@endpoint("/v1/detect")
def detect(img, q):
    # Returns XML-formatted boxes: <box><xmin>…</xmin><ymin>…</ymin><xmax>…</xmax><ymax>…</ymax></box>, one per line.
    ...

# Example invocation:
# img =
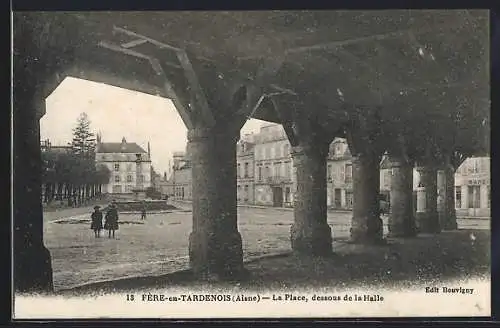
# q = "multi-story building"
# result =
<box><xmin>95</xmin><ymin>135</ymin><xmax>152</xmax><ymax>196</ymax></box>
<box><xmin>379</xmin><ymin>156</ymin><xmax>490</xmax><ymax>218</ymax></box>
<box><xmin>161</xmin><ymin>151</ymin><xmax>193</xmax><ymax>200</ymax></box>
<box><xmin>454</xmin><ymin>156</ymin><xmax>490</xmax><ymax>218</ymax></box>
<box><xmin>237</xmin><ymin>134</ymin><xmax>256</xmax><ymax>204</ymax></box>
<box><xmin>253</xmin><ymin>123</ymin><xmax>294</xmax><ymax>207</ymax></box>
<box><xmin>326</xmin><ymin>138</ymin><xmax>353</xmax><ymax>209</ymax></box>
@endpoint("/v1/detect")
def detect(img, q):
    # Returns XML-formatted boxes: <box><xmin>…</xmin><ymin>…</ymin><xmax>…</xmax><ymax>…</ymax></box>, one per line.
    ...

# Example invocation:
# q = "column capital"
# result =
<box><xmin>388</xmin><ymin>155</ymin><xmax>412</xmax><ymax>169</ymax></box>
<box><xmin>290</xmin><ymin>141</ymin><xmax>329</xmax><ymax>160</ymax></box>
<box><xmin>187</xmin><ymin>124</ymin><xmax>240</xmax><ymax>143</ymax></box>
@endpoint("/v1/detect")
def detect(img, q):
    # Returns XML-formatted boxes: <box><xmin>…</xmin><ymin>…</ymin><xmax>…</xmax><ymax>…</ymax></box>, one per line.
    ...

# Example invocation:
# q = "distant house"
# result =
<box><xmin>95</xmin><ymin>134</ymin><xmax>152</xmax><ymax>195</ymax></box>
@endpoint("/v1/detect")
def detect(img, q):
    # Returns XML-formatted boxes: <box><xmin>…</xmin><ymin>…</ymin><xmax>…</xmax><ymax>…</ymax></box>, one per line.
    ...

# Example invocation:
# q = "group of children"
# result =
<box><xmin>90</xmin><ymin>201</ymin><xmax>148</xmax><ymax>238</ymax></box>
<box><xmin>90</xmin><ymin>202</ymin><xmax>119</xmax><ymax>238</ymax></box>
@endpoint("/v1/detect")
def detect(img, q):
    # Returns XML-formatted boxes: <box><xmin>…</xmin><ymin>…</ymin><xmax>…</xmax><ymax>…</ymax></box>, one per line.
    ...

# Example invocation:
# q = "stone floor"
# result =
<box><xmin>60</xmin><ymin>229</ymin><xmax>490</xmax><ymax>295</ymax></box>
<box><xmin>43</xmin><ymin>203</ymin><xmax>490</xmax><ymax>294</ymax></box>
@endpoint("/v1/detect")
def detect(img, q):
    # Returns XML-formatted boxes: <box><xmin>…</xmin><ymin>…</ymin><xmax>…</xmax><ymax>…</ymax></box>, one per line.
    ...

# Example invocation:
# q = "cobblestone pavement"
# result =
<box><xmin>43</xmin><ymin>206</ymin><xmax>489</xmax><ymax>291</ymax></box>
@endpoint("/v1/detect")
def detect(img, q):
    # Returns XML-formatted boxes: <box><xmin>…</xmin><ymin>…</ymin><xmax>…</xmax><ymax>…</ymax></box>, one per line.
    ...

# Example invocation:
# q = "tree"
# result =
<box><xmin>70</xmin><ymin>112</ymin><xmax>96</xmax><ymax>157</ymax></box>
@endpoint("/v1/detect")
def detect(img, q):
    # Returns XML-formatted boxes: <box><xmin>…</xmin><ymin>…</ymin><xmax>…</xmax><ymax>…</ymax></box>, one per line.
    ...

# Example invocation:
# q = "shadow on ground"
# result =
<box><xmin>59</xmin><ymin>229</ymin><xmax>490</xmax><ymax>295</ymax></box>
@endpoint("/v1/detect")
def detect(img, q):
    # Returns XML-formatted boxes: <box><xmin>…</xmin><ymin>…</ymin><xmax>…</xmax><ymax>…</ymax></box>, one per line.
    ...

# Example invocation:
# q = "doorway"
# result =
<box><xmin>334</xmin><ymin>188</ymin><xmax>342</xmax><ymax>208</ymax></box>
<box><xmin>272</xmin><ymin>186</ymin><xmax>283</xmax><ymax>207</ymax></box>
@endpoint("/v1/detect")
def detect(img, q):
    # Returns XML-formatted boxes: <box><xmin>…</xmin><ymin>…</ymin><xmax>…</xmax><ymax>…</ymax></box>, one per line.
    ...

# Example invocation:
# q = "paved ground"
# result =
<box><xmin>43</xmin><ymin>203</ymin><xmax>490</xmax><ymax>291</ymax></box>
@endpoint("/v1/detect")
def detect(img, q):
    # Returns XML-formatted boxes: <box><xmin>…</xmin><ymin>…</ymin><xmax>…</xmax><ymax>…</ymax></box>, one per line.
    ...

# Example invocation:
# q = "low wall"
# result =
<box><xmin>114</xmin><ymin>200</ymin><xmax>178</xmax><ymax>212</ymax></box>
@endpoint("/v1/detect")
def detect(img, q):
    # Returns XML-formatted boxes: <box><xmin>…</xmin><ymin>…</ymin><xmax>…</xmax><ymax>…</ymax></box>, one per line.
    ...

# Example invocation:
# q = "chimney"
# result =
<box><xmin>147</xmin><ymin>141</ymin><xmax>151</xmax><ymax>157</ymax></box>
<box><xmin>96</xmin><ymin>132</ymin><xmax>102</xmax><ymax>144</ymax></box>
<box><xmin>121</xmin><ymin>137</ymin><xmax>127</xmax><ymax>151</ymax></box>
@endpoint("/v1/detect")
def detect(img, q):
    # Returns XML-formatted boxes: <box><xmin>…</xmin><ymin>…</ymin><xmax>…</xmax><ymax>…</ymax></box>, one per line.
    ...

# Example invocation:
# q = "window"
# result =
<box><xmin>114</xmin><ymin>175</ymin><xmax>120</xmax><ymax>182</ymax></box>
<box><xmin>345</xmin><ymin>164</ymin><xmax>352</xmax><ymax>183</ymax></box>
<box><xmin>265</xmin><ymin>166</ymin><xmax>271</xmax><ymax>179</ymax></box>
<box><xmin>345</xmin><ymin>191</ymin><xmax>353</xmax><ymax>208</ymax></box>
<box><xmin>455</xmin><ymin>186</ymin><xmax>462</xmax><ymax>209</ymax></box>
<box><xmin>258</xmin><ymin>166</ymin><xmax>263</xmax><ymax>181</ymax></box>
<box><xmin>274</xmin><ymin>163</ymin><xmax>280</xmax><ymax>178</ymax></box>
<box><xmin>127</xmin><ymin>175</ymin><xmax>133</xmax><ymax>182</ymax></box>
<box><xmin>114</xmin><ymin>163</ymin><xmax>120</xmax><ymax>171</ymax></box>
<box><xmin>244</xmin><ymin>162</ymin><xmax>249</xmax><ymax>178</ymax></box>
<box><xmin>327</xmin><ymin>164</ymin><xmax>332</xmax><ymax>181</ymax></box>
<box><xmin>284</xmin><ymin>162</ymin><xmax>291</xmax><ymax>179</ymax></box>
<box><xmin>112</xmin><ymin>185</ymin><xmax>121</xmax><ymax>193</ymax></box>
<box><xmin>244</xmin><ymin>185</ymin><xmax>249</xmax><ymax>201</ymax></box>
<box><xmin>472</xmin><ymin>160</ymin><xmax>479</xmax><ymax>173</ymax></box>
<box><xmin>237</xmin><ymin>163</ymin><xmax>241</xmax><ymax>178</ymax></box>
<box><xmin>138</xmin><ymin>175</ymin><xmax>144</xmax><ymax>183</ymax></box>
<box><xmin>275</xmin><ymin>144</ymin><xmax>282</xmax><ymax>158</ymax></box>
<box><xmin>340</xmin><ymin>165</ymin><xmax>345</xmax><ymax>182</ymax></box>
<box><xmin>468</xmin><ymin>185</ymin><xmax>480</xmax><ymax>208</ymax></box>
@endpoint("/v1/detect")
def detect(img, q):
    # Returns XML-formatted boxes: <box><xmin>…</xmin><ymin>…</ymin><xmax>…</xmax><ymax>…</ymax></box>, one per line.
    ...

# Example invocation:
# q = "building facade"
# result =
<box><xmin>454</xmin><ymin>156</ymin><xmax>490</xmax><ymax>218</ymax></box>
<box><xmin>379</xmin><ymin>156</ymin><xmax>490</xmax><ymax>218</ymax></box>
<box><xmin>95</xmin><ymin>136</ymin><xmax>152</xmax><ymax>195</ymax></box>
<box><xmin>161</xmin><ymin>122</ymin><xmax>491</xmax><ymax>219</ymax></box>
<box><xmin>161</xmin><ymin>151</ymin><xmax>193</xmax><ymax>200</ymax></box>
<box><xmin>327</xmin><ymin>138</ymin><xmax>353</xmax><ymax>209</ymax></box>
<box><xmin>237</xmin><ymin>136</ymin><xmax>256</xmax><ymax>204</ymax></box>
<box><xmin>253</xmin><ymin>124</ymin><xmax>294</xmax><ymax>207</ymax></box>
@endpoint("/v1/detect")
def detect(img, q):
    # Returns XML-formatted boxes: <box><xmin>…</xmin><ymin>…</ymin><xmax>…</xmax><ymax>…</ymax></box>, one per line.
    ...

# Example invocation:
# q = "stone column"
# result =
<box><xmin>290</xmin><ymin>142</ymin><xmax>332</xmax><ymax>255</ymax></box>
<box><xmin>461</xmin><ymin>184</ymin><xmax>468</xmax><ymax>210</ymax></box>
<box><xmin>415</xmin><ymin>166</ymin><xmax>441</xmax><ymax>233</ymax></box>
<box><xmin>388</xmin><ymin>156</ymin><xmax>416</xmax><ymax>237</ymax></box>
<box><xmin>437</xmin><ymin>169</ymin><xmax>446</xmax><ymax>227</ymax></box>
<box><xmin>187</xmin><ymin>125</ymin><xmax>244</xmax><ymax>280</ymax></box>
<box><xmin>14</xmin><ymin>97</ymin><xmax>53</xmax><ymax>293</ymax></box>
<box><xmin>442</xmin><ymin>166</ymin><xmax>458</xmax><ymax>230</ymax></box>
<box><xmin>350</xmin><ymin>153</ymin><xmax>384</xmax><ymax>243</ymax></box>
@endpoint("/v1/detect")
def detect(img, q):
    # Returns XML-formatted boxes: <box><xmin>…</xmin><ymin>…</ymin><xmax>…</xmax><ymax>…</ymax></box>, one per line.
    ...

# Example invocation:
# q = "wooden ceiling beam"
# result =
<box><xmin>113</xmin><ymin>25</ymin><xmax>296</xmax><ymax>98</ymax></box>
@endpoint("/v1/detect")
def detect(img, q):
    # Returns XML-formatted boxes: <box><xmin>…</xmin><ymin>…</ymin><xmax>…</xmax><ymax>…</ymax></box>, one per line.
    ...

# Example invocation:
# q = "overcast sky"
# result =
<box><xmin>41</xmin><ymin>77</ymin><xmax>267</xmax><ymax>175</ymax></box>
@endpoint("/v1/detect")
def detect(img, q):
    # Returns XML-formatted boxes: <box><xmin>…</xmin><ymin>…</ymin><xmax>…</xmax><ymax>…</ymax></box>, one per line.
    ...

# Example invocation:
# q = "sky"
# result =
<box><xmin>41</xmin><ymin>77</ymin><xmax>268</xmax><ymax>175</ymax></box>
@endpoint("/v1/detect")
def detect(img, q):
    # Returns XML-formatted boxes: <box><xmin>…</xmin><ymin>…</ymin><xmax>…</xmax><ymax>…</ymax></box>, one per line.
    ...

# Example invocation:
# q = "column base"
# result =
<box><xmin>416</xmin><ymin>212</ymin><xmax>441</xmax><ymax>234</ymax></box>
<box><xmin>442</xmin><ymin>215</ymin><xmax>458</xmax><ymax>231</ymax></box>
<box><xmin>189</xmin><ymin>230</ymin><xmax>245</xmax><ymax>281</ymax></box>
<box><xmin>387</xmin><ymin>215</ymin><xmax>417</xmax><ymax>238</ymax></box>
<box><xmin>290</xmin><ymin>222</ymin><xmax>333</xmax><ymax>256</ymax></box>
<box><xmin>15</xmin><ymin>244</ymin><xmax>53</xmax><ymax>293</ymax></box>
<box><xmin>350</xmin><ymin>216</ymin><xmax>385</xmax><ymax>244</ymax></box>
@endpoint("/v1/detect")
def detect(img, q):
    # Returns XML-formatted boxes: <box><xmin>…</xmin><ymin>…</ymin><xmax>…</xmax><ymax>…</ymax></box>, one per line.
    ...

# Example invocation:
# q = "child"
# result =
<box><xmin>104</xmin><ymin>203</ymin><xmax>119</xmax><ymax>238</ymax></box>
<box><xmin>90</xmin><ymin>206</ymin><xmax>103</xmax><ymax>238</ymax></box>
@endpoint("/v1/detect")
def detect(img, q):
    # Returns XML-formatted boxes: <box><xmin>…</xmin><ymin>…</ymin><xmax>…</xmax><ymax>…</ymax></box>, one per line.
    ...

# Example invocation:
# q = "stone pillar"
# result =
<box><xmin>388</xmin><ymin>156</ymin><xmax>416</xmax><ymax>237</ymax></box>
<box><xmin>350</xmin><ymin>153</ymin><xmax>384</xmax><ymax>243</ymax></box>
<box><xmin>415</xmin><ymin>166</ymin><xmax>441</xmax><ymax>233</ymax></box>
<box><xmin>442</xmin><ymin>166</ymin><xmax>458</xmax><ymax>230</ymax></box>
<box><xmin>14</xmin><ymin>98</ymin><xmax>53</xmax><ymax>293</ymax></box>
<box><xmin>290</xmin><ymin>143</ymin><xmax>332</xmax><ymax>255</ymax></box>
<box><xmin>416</xmin><ymin>186</ymin><xmax>426</xmax><ymax>213</ymax></box>
<box><xmin>437</xmin><ymin>169</ymin><xmax>446</xmax><ymax>226</ymax></box>
<box><xmin>187</xmin><ymin>126</ymin><xmax>244</xmax><ymax>280</ymax></box>
<box><xmin>461</xmin><ymin>184</ymin><xmax>468</xmax><ymax>209</ymax></box>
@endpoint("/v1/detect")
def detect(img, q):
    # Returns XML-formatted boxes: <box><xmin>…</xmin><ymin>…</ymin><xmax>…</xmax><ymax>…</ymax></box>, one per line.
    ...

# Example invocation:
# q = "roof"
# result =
<box><xmin>96</xmin><ymin>142</ymin><xmax>147</xmax><ymax>154</ymax></box>
<box><xmin>18</xmin><ymin>11</ymin><xmax>489</xmax><ymax>157</ymax></box>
